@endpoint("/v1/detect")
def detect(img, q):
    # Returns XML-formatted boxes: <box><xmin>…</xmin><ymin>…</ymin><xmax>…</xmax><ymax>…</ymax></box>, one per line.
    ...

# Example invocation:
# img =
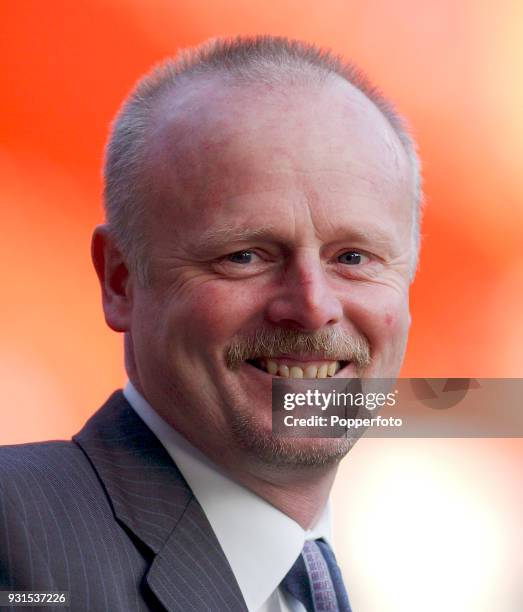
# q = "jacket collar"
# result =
<box><xmin>73</xmin><ymin>390</ymin><xmax>248</xmax><ymax>612</ymax></box>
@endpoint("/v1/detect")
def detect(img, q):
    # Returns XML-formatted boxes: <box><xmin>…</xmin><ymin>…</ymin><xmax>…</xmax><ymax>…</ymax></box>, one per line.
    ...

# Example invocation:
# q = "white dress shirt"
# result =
<box><xmin>124</xmin><ymin>382</ymin><xmax>333</xmax><ymax>612</ymax></box>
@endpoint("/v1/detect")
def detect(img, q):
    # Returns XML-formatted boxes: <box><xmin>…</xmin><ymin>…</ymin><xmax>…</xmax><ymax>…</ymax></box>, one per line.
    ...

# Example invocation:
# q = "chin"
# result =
<box><xmin>230</xmin><ymin>412</ymin><xmax>357</xmax><ymax>468</ymax></box>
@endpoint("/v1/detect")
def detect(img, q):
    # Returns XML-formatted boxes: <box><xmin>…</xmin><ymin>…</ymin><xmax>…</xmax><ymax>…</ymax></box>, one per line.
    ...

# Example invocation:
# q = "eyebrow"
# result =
<box><xmin>191</xmin><ymin>225</ymin><xmax>280</xmax><ymax>252</ymax></box>
<box><xmin>190</xmin><ymin>223</ymin><xmax>397</xmax><ymax>253</ymax></box>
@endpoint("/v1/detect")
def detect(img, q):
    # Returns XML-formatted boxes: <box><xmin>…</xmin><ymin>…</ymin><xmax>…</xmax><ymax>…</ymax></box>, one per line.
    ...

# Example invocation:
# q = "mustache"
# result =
<box><xmin>225</xmin><ymin>327</ymin><xmax>371</xmax><ymax>370</ymax></box>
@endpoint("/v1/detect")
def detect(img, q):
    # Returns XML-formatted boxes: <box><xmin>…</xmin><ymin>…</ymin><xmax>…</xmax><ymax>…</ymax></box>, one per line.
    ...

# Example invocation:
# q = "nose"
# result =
<box><xmin>265</xmin><ymin>250</ymin><xmax>343</xmax><ymax>331</ymax></box>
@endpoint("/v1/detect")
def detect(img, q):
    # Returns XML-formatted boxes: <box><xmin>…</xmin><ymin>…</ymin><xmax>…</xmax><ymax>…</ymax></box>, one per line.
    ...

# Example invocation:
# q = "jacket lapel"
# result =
<box><xmin>73</xmin><ymin>391</ymin><xmax>248</xmax><ymax>612</ymax></box>
<box><xmin>146</xmin><ymin>496</ymin><xmax>249</xmax><ymax>612</ymax></box>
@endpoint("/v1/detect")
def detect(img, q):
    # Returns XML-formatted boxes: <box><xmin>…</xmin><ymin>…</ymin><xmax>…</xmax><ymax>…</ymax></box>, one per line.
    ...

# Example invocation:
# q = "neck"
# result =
<box><xmin>192</xmin><ymin>436</ymin><xmax>340</xmax><ymax>529</ymax></box>
<box><xmin>231</xmin><ymin>462</ymin><xmax>339</xmax><ymax>529</ymax></box>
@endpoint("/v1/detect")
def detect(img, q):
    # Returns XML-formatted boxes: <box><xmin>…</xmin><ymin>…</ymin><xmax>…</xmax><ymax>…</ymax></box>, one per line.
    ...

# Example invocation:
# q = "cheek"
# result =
<box><xmin>343</xmin><ymin>285</ymin><xmax>410</xmax><ymax>346</ymax></box>
<box><xmin>172</xmin><ymin>282</ymin><xmax>266</xmax><ymax>345</ymax></box>
<box><xmin>381</xmin><ymin>309</ymin><xmax>409</xmax><ymax>337</ymax></box>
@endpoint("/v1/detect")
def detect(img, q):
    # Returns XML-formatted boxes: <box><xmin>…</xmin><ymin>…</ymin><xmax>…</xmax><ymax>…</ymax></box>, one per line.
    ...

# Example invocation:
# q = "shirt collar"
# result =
<box><xmin>124</xmin><ymin>381</ymin><xmax>332</xmax><ymax>612</ymax></box>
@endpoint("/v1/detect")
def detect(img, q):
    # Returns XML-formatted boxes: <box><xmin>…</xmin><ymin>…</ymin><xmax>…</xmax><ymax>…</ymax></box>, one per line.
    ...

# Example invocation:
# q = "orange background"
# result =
<box><xmin>2</xmin><ymin>2</ymin><xmax>522</xmax><ymax>610</ymax></box>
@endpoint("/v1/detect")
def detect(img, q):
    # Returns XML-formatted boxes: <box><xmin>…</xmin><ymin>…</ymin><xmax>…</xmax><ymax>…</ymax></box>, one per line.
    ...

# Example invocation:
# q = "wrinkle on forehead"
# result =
<box><xmin>142</xmin><ymin>74</ymin><xmax>413</xmax><ymax>235</ymax></box>
<box><xmin>151</xmin><ymin>73</ymin><xmax>404</xmax><ymax>158</ymax></box>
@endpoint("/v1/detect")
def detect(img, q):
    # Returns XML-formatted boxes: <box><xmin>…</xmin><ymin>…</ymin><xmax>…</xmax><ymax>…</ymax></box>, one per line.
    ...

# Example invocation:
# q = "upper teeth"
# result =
<box><xmin>260</xmin><ymin>359</ymin><xmax>341</xmax><ymax>378</ymax></box>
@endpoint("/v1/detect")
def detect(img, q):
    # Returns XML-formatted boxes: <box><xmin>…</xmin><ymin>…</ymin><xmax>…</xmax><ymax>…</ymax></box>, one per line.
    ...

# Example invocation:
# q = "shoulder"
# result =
<box><xmin>0</xmin><ymin>439</ymin><xmax>83</xmax><ymax>466</ymax></box>
<box><xmin>0</xmin><ymin>434</ymin><xmax>152</xmax><ymax>602</ymax></box>
<box><xmin>0</xmin><ymin>439</ymin><xmax>109</xmax><ymax>522</ymax></box>
<box><xmin>0</xmin><ymin>440</ymin><xmax>90</xmax><ymax>493</ymax></box>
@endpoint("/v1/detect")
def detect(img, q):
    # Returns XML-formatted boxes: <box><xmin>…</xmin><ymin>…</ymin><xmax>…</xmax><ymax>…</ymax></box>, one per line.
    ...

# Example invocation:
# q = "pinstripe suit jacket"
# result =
<box><xmin>0</xmin><ymin>391</ymin><xmax>249</xmax><ymax>611</ymax></box>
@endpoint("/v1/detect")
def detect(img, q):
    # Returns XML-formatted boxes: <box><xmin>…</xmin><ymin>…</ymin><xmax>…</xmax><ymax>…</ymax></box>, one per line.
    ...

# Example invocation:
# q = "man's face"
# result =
<box><xmin>128</xmin><ymin>76</ymin><xmax>414</xmax><ymax>467</ymax></box>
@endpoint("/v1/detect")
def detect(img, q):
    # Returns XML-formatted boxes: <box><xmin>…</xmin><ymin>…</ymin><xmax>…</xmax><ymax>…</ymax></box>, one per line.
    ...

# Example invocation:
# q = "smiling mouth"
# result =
<box><xmin>246</xmin><ymin>358</ymin><xmax>350</xmax><ymax>378</ymax></box>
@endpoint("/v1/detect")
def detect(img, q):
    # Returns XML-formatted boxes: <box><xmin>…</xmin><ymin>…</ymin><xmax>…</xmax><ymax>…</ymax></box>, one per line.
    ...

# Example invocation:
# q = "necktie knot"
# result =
<box><xmin>281</xmin><ymin>539</ymin><xmax>351</xmax><ymax>612</ymax></box>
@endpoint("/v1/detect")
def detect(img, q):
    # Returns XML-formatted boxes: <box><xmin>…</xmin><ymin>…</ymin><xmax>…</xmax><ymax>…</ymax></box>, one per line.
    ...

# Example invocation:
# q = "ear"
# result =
<box><xmin>91</xmin><ymin>225</ymin><xmax>133</xmax><ymax>332</ymax></box>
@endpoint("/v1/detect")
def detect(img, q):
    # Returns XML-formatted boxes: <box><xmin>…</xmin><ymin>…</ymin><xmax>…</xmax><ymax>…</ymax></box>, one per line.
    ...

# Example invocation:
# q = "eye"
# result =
<box><xmin>337</xmin><ymin>251</ymin><xmax>369</xmax><ymax>265</ymax></box>
<box><xmin>227</xmin><ymin>250</ymin><xmax>257</xmax><ymax>264</ymax></box>
<box><xmin>214</xmin><ymin>249</ymin><xmax>271</xmax><ymax>278</ymax></box>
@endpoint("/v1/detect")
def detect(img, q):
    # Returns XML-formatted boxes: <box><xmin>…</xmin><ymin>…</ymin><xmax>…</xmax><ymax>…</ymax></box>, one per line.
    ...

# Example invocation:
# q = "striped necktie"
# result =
<box><xmin>281</xmin><ymin>539</ymin><xmax>351</xmax><ymax>612</ymax></box>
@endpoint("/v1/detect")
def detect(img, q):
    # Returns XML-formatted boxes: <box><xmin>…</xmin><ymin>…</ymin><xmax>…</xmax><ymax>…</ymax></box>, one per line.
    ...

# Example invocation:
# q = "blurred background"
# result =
<box><xmin>2</xmin><ymin>1</ymin><xmax>522</xmax><ymax>610</ymax></box>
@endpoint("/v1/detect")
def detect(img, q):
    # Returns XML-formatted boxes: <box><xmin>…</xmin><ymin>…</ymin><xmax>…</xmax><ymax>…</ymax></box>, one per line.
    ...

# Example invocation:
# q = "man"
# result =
<box><xmin>0</xmin><ymin>36</ymin><xmax>421</xmax><ymax>611</ymax></box>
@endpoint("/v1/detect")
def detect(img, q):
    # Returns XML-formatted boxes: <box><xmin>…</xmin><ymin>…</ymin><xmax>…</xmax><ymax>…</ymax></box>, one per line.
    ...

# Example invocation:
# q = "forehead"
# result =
<box><xmin>144</xmin><ymin>74</ymin><xmax>413</xmax><ymax>247</ymax></box>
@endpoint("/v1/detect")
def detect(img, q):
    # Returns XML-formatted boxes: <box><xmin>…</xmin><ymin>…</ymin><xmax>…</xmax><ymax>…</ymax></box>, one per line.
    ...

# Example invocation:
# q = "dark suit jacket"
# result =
<box><xmin>0</xmin><ymin>391</ymin><xmax>249</xmax><ymax>611</ymax></box>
